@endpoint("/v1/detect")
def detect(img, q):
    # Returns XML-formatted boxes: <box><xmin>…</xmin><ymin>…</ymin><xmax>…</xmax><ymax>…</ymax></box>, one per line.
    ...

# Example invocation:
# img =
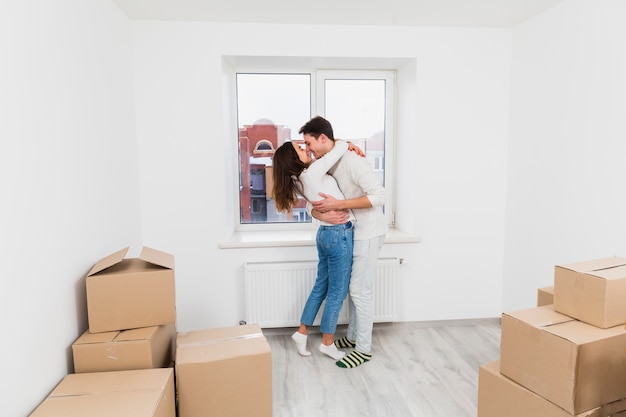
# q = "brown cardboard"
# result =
<box><xmin>500</xmin><ymin>305</ymin><xmax>626</xmax><ymax>414</ymax></box>
<box><xmin>29</xmin><ymin>368</ymin><xmax>175</xmax><ymax>417</ymax></box>
<box><xmin>86</xmin><ymin>247</ymin><xmax>176</xmax><ymax>333</ymax></box>
<box><xmin>554</xmin><ymin>256</ymin><xmax>626</xmax><ymax>328</ymax></box>
<box><xmin>478</xmin><ymin>360</ymin><xmax>626</xmax><ymax>417</ymax></box>
<box><xmin>537</xmin><ymin>285</ymin><xmax>554</xmax><ymax>306</ymax></box>
<box><xmin>175</xmin><ymin>323</ymin><xmax>272</xmax><ymax>417</ymax></box>
<box><xmin>72</xmin><ymin>324</ymin><xmax>175</xmax><ymax>373</ymax></box>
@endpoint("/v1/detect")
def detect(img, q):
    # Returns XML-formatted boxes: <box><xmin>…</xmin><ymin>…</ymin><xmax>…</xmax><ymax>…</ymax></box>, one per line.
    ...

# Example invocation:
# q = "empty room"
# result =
<box><xmin>3</xmin><ymin>0</ymin><xmax>626</xmax><ymax>416</ymax></box>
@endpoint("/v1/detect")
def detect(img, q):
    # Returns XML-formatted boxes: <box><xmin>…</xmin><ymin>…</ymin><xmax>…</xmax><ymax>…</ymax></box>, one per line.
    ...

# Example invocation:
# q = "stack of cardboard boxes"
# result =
<box><xmin>478</xmin><ymin>256</ymin><xmax>626</xmax><ymax>417</ymax></box>
<box><xmin>30</xmin><ymin>246</ymin><xmax>178</xmax><ymax>416</ymax></box>
<box><xmin>75</xmin><ymin>246</ymin><xmax>177</xmax><ymax>373</ymax></box>
<box><xmin>29</xmin><ymin>246</ymin><xmax>273</xmax><ymax>417</ymax></box>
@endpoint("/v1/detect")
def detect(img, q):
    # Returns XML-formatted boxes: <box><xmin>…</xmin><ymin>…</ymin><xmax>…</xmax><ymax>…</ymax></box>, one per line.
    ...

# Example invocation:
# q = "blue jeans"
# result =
<box><xmin>300</xmin><ymin>221</ymin><xmax>353</xmax><ymax>335</ymax></box>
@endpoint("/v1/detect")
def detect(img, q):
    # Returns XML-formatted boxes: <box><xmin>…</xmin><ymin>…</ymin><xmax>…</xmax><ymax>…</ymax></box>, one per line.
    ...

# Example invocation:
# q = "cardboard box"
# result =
<box><xmin>554</xmin><ymin>256</ymin><xmax>626</xmax><ymax>328</ymax></box>
<box><xmin>86</xmin><ymin>246</ymin><xmax>176</xmax><ymax>333</ymax></box>
<box><xmin>175</xmin><ymin>323</ymin><xmax>272</xmax><ymax>417</ymax></box>
<box><xmin>478</xmin><ymin>360</ymin><xmax>626</xmax><ymax>417</ymax></box>
<box><xmin>500</xmin><ymin>305</ymin><xmax>626</xmax><ymax>414</ymax></box>
<box><xmin>72</xmin><ymin>324</ymin><xmax>176</xmax><ymax>373</ymax></box>
<box><xmin>537</xmin><ymin>285</ymin><xmax>554</xmax><ymax>306</ymax></box>
<box><xmin>29</xmin><ymin>368</ymin><xmax>175</xmax><ymax>417</ymax></box>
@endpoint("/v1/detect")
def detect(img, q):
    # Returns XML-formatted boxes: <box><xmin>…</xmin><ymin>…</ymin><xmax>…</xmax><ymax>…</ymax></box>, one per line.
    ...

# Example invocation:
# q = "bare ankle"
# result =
<box><xmin>321</xmin><ymin>334</ymin><xmax>334</xmax><ymax>346</ymax></box>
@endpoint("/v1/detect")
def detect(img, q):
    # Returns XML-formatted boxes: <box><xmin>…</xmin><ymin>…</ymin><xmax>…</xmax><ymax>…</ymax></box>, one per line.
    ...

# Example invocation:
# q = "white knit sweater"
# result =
<box><xmin>299</xmin><ymin>140</ymin><xmax>355</xmax><ymax>225</ymax></box>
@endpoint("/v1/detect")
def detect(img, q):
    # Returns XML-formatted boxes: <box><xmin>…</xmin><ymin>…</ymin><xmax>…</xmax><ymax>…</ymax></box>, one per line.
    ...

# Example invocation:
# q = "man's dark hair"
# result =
<box><xmin>298</xmin><ymin>116</ymin><xmax>334</xmax><ymax>141</ymax></box>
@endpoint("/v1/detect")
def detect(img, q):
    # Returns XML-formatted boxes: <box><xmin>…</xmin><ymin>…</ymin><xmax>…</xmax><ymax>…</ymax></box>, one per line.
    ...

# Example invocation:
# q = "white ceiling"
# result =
<box><xmin>112</xmin><ymin>0</ymin><xmax>565</xmax><ymax>27</ymax></box>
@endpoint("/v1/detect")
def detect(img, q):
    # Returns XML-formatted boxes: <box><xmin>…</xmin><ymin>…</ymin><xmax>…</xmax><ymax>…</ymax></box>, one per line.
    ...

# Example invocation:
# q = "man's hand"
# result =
<box><xmin>314</xmin><ymin>209</ymin><xmax>350</xmax><ymax>224</ymax></box>
<box><xmin>311</xmin><ymin>193</ymin><xmax>341</xmax><ymax>213</ymax></box>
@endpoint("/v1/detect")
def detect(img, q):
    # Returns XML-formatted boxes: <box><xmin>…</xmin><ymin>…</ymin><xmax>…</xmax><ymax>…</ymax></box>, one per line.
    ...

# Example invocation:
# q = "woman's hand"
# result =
<box><xmin>347</xmin><ymin>141</ymin><xmax>365</xmax><ymax>157</ymax></box>
<box><xmin>337</xmin><ymin>138</ymin><xmax>365</xmax><ymax>157</ymax></box>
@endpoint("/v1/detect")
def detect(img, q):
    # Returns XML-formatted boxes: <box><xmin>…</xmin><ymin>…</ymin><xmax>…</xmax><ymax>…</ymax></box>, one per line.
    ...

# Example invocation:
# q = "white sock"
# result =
<box><xmin>291</xmin><ymin>331</ymin><xmax>311</xmax><ymax>356</ymax></box>
<box><xmin>319</xmin><ymin>343</ymin><xmax>346</xmax><ymax>360</ymax></box>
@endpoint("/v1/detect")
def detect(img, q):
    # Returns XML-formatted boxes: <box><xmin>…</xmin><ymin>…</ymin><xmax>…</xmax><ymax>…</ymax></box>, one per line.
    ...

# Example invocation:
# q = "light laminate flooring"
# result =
<box><xmin>265</xmin><ymin>318</ymin><xmax>501</xmax><ymax>417</ymax></box>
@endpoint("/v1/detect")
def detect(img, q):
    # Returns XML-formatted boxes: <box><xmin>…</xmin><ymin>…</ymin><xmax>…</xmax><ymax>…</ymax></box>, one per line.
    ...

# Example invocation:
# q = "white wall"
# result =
<box><xmin>131</xmin><ymin>22</ymin><xmax>511</xmax><ymax>332</ymax></box>
<box><xmin>8</xmin><ymin>0</ymin><xmax>624</xmax><ymax>414</ymax></box>
<box><xmin>0</xmin><ymin>1</ymin><xmax>140</xmax><ymax>415</ymax></box>
<box><xmin>503</xmin><ymin>0</ymin><xmax>626</xmax><ymax>311</ymax></box>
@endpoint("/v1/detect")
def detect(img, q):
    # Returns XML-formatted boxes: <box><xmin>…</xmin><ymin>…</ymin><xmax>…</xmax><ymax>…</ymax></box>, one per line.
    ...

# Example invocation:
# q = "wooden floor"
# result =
<box><xmin>265</xmin><ymin>318</ymin><xmax>501</xmax><ymax>417</ymax></box>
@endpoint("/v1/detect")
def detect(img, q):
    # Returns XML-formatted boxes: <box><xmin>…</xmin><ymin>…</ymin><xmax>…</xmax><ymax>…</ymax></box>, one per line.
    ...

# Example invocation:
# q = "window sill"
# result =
<box><xmin>218</xmin><ymin>227</ymin><xmax>421</xmax><ymax>249</ymax></box>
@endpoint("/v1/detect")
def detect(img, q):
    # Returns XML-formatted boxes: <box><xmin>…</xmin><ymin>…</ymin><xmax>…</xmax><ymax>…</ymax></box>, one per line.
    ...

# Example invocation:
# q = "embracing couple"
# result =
<box><xmin>272</xmin><ymin>116</ymin><xmax>387</xmax><ymax>369</ymax></box>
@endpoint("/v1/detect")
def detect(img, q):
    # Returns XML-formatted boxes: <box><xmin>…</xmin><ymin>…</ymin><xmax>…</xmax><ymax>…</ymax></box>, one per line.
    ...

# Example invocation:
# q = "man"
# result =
<box><xmin>300</xmin><ymin>116</ymin><xmax>387</xmax><ymax>368</ymax></box>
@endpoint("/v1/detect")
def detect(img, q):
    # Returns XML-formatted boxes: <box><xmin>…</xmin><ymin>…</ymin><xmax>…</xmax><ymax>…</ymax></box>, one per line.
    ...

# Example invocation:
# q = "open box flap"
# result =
<box><xmin>140</xmin><ymin>246</ymin><xmax>174</xmax><ymax>270</ymax></box>
<box><xmin>87</xmin><ymin>247</ymin><xmax>129</xmax><ymax>277</ymax></box>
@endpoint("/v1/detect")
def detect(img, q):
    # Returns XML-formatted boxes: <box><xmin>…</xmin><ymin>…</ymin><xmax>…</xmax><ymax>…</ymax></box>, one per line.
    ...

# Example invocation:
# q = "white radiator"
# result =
<box><xmin>244</xmin><ymin>258</ymin><xmax>400</xmax><ymax>328</ymax></box>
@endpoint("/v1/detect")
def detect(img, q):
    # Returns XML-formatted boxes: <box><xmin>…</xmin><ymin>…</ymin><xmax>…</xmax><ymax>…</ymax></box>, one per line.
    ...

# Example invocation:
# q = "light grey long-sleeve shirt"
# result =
<box><xmin>328</xmin><ymin>151</ymin><xmax>387</xmax><ymax>241</ymax></box>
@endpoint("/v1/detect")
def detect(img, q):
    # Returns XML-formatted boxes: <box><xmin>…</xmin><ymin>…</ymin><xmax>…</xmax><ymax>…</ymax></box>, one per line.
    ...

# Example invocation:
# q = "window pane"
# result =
<box><xmin>324</xmin><ymin>79</ymin><xmax>386</xmax><ymax>186</ymax></box>
<box><xmin>237</xmin><ymin>73</ymin><xmax>311</xmax><ymax>224</ymax></box>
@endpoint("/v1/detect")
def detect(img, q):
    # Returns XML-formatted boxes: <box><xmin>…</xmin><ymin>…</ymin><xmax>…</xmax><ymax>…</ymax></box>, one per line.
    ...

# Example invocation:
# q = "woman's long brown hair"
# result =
<box><xmin>272</xmin><ymin>142</ymin><xmax>307</xmax><ymax>212</ymax></box>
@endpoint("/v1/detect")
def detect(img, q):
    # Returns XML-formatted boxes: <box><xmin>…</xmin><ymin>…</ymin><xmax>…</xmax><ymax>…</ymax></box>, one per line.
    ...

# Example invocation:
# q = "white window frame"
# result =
<box><xmin>232</xmin><ymin>66</ymin><xmax>396</xmax><ymax>233</ymax></box>
<box><xmin>316</xmin><ymin>70</ymin><xmax>395</xmax><ymax>229</ymax></box>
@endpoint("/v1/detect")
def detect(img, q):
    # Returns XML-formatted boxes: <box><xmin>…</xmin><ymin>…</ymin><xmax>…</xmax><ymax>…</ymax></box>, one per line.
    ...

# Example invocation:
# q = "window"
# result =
<box><xmin>236</xmin><ymin>70</ymin><xmax>395</xmax><ymax>229</ymax></box>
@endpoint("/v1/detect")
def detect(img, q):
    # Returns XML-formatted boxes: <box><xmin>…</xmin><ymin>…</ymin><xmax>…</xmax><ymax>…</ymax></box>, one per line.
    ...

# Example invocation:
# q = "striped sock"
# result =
<box><xmin>334</xmin><ymin>336</ymin><xmax>356</xmax><ymax>349</ymax></box>
<box><xmin>336</xmin><ymin>350</ymin><xmax>372</xmax><ymax>368</ymax></box>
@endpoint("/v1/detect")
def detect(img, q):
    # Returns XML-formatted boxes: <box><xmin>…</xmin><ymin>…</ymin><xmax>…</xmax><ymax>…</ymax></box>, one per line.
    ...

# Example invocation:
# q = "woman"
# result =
<box><xmin>272</xmin><ymin>139</ymin><xmax>356</xmax><ymax>360</ymax></box>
